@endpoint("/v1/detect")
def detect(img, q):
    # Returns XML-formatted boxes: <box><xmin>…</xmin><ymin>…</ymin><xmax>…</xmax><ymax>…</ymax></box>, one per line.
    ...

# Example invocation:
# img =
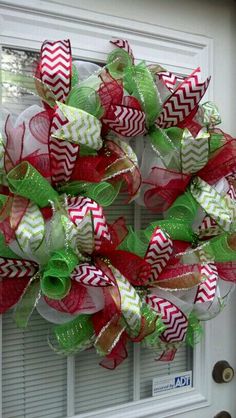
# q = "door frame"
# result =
<box><xmin>0</xmin><ymin>1</ymin><xmax>214</xmax><ymax>417</ymax></box>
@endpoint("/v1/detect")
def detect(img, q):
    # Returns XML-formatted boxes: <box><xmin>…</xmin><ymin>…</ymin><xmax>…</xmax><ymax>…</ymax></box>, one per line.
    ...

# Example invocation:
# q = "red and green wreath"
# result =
<box><xmin>0</xmin><ymin>38</ymin><xmax>235</xmax><ymax>369</ymax></box>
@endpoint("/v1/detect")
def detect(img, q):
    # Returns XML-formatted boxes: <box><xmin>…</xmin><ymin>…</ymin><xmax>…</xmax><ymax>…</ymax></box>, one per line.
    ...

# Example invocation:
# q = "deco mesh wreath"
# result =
<box><xmin>0</xmin><ymin>38</ymin><xmax>236</xmax><ymax>369</ymax></box>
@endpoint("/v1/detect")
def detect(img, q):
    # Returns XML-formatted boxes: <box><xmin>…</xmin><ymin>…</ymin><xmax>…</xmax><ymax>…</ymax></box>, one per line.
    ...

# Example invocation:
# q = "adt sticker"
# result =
<box><xmin>152</xmin><ymin>371</ymin><xmax>192</xmax><ymax>396</ymax></box>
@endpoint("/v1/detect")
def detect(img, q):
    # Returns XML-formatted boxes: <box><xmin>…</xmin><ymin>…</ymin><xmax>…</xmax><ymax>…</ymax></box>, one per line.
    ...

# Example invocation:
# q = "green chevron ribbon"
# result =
<box><xmin>15</xmin><ymin>202</ymin><xmax>45</xmax><ymax>254</ymax></box>
<box><xmin>198</xmin><ymin>101</ymin><xmax>221</xmax><ymax>128</ymax></box>
<box><xmin>7</xmin><ymin>161</ymin><xmax>59</xmax><ymax>208</ymax></box>
<box><xmin>52</xmin><ymin>314</ymin><xmax>94</xmax><ymax>353</ymax></box>
<box><xmin>52</xmin><ymin>102</ymin><xmax>102</xmax><ymax>150</ymax></box>
<box><xmin>181</xmin><ymin>128</ymin><xmax>209</xmax><ymax>174</ymax></box>
<box><xmin>124</xmin><ymin>62</ymin><xmax>161</xmax><ymax>127</ymax></box>
<box><xmin>41</xmin><ymin>248</ymin><xmax>79</xmax><ymax>299</ymax></box>
<box><xmin>190</xmin><ymin>177</ymin><xmax>236</xmax><ymax>232</ymax></box>
<box><xmin>111</xmin><ymin>265</ymin><xmax>142</xmax><ymax>337</ymax></box>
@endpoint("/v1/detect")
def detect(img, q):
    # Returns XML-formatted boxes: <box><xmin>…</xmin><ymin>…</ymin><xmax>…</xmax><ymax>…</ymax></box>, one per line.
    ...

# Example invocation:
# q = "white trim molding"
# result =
<box><xmin>0</xmin><ymin>1</ymin><xmax>213</xmax><ymax>79</ymax></box>
<box><xmin>0</xmin><ymin>2</ymin><xmax>214</xmax><ymax>417</ymax></box>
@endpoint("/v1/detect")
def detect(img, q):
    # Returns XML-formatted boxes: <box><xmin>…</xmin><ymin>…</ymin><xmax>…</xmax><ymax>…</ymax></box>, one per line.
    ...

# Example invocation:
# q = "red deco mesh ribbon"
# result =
<box><xmin>0</xmin><ymin>257</ymin><xmax>38</xmax><ymax>313</ymax></box>
<box><xmin>98</xmin><ymin>70</ymin><xmax>145</xmax><ymax>138</ymax></box>
<box><xmin>143</xmin><ymin>168</ymin><xmax>190</xmax><ymax>213</ymax></box>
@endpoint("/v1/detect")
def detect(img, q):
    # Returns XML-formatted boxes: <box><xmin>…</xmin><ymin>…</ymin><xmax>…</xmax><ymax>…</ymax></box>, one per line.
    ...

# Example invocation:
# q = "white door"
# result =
<box><xmin>0</xmin><ymin>2</ymin><xmax>236</xmax><ymax>418</ymax></box>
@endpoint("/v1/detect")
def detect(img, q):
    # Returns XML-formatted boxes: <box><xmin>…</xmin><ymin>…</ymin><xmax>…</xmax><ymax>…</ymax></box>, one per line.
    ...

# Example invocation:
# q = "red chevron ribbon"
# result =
<box><xmin>39</xmin><ymin>39</ymin><xmax>78</xmax><ymax>184</ymax></box>
<box><xmin>102</xmin><ymin>104</ymin><xmax>145</xmax><ymax>138</ymax></box>
<box><xmin>227</xmin><ymin>183</ymin><xmax>236</xmax><ymax>200</ymax></box>
<box><xmin>0</xmin><ymin>257</ymin><xmax>37</xmax><ymax>279</ymax></box>
<box><xmin>72</xmin><ymin>263</ymin><xmax>113</xmax><ymax>286</ymax></box>
<box><xmin>110</xmin><ymin>39</ymin><xmax>134</xmax><ymax>63</ymax></box>
<box><xmin>0</xmin><ymin>257</ymin><xmax>38</xmax><ymax>313</ymax></box>
<box><xmin>156</xmin><ymin>67</ymin><xmax>210</xmax><ymax>128</ymax></box>
<box><xmin>49</xmin><ymin>107</ymin><xmax>79</xmax><ymax>184</ymax></box>
<box><xmin>198</xmin><ymin>215</ymin><xmax>219</xmax><ymax>238</ymax></box>
<box><xmin>194</xmin><ymin>263</ymin><xmax>218</xmax><ymax>303</ymax></box>
<box><xmin>144</xmin><ymin>227</ymin><xmax>173</xmax><ymax>281</ymax></box>
<box><xmin>157</xmin><ymin>71</ymin><xmax>184</xmax><ymax>92</ymax></box>
<box><xmin>40</xmin><ymin>39</ymin><xmax>72</xmax><ymax>103</ymax></box>
<box><xmin>147</xmin><ymin>295</ymin><xmax>188</xmax><ymax>343</ymax></box>
<box><xmin>67</xmin><ymin>196</ymin><xmax>111</xmax><ymax>249</ymax></box>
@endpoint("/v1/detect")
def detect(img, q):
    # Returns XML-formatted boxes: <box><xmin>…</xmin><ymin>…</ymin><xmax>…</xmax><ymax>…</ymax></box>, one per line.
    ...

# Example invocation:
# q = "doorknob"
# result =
<box><xmin>214</xmin><ymin>412</ymin><xmax>231</xmax><ymax>418</ymax></box>
<box><xmin>212</xmin><ymin>361</ymin><xmax>234</xmax><ymax>383</ymax></box>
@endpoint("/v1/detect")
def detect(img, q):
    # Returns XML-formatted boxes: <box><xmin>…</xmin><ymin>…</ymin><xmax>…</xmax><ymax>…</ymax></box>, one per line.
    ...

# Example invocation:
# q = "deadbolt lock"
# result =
<box><xmin>212</xmin><ymin>361</ymin><xmax>234</xmax><ymax>384</ymax></box>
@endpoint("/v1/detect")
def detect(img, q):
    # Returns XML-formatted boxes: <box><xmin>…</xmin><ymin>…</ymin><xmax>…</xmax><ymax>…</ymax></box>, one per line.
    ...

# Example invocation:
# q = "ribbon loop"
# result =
<box><xmin>190</xmin><ymin>177</ymin><xmax>236</xmax><ymax>232</ymax></box>
<box><xmin>7</xmin><ymin>162</ymin><xmax>58</xmax><ymax>207</ymax></box>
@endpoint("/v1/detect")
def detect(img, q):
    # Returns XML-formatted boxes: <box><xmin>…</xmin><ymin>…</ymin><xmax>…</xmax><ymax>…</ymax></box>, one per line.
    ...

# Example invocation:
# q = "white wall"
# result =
<box><xmin>51</xmin><ymin>0</ymin><xmax>236</xmax><ymax>135</ymax></box>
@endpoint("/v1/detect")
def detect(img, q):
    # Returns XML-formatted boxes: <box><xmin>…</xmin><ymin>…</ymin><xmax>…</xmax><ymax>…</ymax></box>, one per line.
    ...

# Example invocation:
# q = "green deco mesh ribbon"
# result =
<box><xmin>107</xmin><ymin>48</ymin><xmax>133</xmax><ymax>79</ymax></box>
<box><xmin>185</xmin><ymin>312</ymin><xmax>203</xmax><ymax>347</ymax></box>
<box><xmin>149</xmin><ymin>126</ymin><xmax>182</xmax><ymax>170</ymax></box>
<box><xmin>52</xmin><ymin>314</ymin><xmax>94</xmax><ymax>354</ymax></box>
<box><xmin>59</xmin><ymin>180</ymin><xmax>121</xmax><ymax>207</ymax></box>
<box><xmin>41</xmin><ymin>248</ymin><xmax>79</xmax><ymax>299</ymax></box>
<box><xmin>167</xmin><ymin>189</ymin><xmax>199</xmax><ymax>223</ymax></box>
<box><xmin>71</xmin><ymin>64</ymin><xmax>79</xmax><ymax>88</ymax></box>
<box><xmin>14</xmin><ymin>277</ymin><xmax>41</xmax><ymax>328</ymax></box>
<box><xmin>204</xmin><ymin>233</ymin><xmax>236</xmax><ymax>263</ymax></box>
<box><xmin>7</xmin><ymin>162</ymin><xmax>58</xmax><ymax>208</ymax></box>
<box><xmin>118</xmin><ymin>227</ymin><xmax>149</xmax><ymax>258</ymax></box>
<box><xmin>0</xmin><ymin>232</ymin><xmax>21</xmax><ymax>258</ymax></box>
<box><xmin>66</xmin><ymin>86</ymin><xmax>104</xmax><ymax>119</ymax></box>
<box><xmin>146</xmin><ymin>219</ymin><xmax>196</xmax><ymax>243</ymax></box>
<box><xmin>142</xmin><ymin>316</ymin><xmax>166</xmax><ymax>349</ymax></box>
<box><xmin>124</xmin><ymin>62</ymin><xmax>161</xmax><ymax>127</ymax></box>
<box><xmin>209</xmin><ymin>132</ymin><xmax>225</xmax><ymax>154</ymax></box>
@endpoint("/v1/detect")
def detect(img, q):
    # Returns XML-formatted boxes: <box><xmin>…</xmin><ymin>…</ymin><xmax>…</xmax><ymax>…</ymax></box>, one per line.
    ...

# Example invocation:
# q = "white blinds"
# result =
<box><xmin>1</xmin><ymin>47</ymin><xmax>192</xmax><ymax>418</ymax></box>
<box><xmin>2</xmin><ymin>311</ymin><xmax>67</xmax><ymax>418</ymax></box>
<box><xmin>74</xmin><ymin>345</ymin><xmax>133</xmax><ymax>414</ymax></box>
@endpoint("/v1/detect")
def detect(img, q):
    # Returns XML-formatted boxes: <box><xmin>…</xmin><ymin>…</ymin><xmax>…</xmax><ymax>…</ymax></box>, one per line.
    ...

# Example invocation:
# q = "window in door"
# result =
<box><xmin>1</xmin><ymin>46</ymin><xmax>193</xmax><ymax>418</ymax></box>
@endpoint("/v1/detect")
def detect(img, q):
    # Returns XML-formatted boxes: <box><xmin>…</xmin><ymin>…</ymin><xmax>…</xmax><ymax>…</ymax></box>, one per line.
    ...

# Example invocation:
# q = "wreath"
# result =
<box><xmin>0</xmin><ymin>38</ymin><xmax>235</xmax><ymax>369</ymax></box>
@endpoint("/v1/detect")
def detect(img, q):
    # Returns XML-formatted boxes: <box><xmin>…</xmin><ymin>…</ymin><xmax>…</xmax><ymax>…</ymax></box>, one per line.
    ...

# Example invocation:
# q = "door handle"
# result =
<box><xmin>214</xmin><ymin>412</ymin><xmax>231</xmax><ymax>418</ymax></box>
<box><xmin>212</xmin><ymin>361</ymin><xmax>234</xmax><ymax>383</ymax></box>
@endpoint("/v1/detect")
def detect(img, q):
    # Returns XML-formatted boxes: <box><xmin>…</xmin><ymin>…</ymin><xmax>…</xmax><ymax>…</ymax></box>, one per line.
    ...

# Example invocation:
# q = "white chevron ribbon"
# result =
<box><xmin>144</xmin><ymin>227</ymin><xmax>173</xmax><ymax>281</ymax></box>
